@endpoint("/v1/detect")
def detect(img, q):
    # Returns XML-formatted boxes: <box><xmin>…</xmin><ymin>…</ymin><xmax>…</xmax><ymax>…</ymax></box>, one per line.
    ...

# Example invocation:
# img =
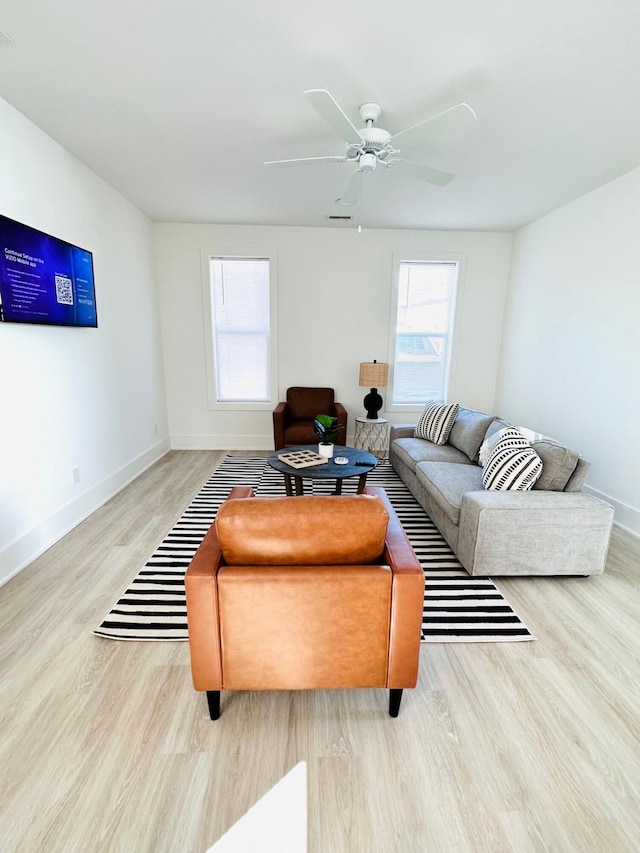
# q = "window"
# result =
<box><xmin>390</xmin><ymin>260</ymin><xmax>459</xmax><ymax>405</ymax></box>
<box><xmin>203</xmin><ymin>252</ymin><xmax>277</xmax><ymax>407</ymax></box>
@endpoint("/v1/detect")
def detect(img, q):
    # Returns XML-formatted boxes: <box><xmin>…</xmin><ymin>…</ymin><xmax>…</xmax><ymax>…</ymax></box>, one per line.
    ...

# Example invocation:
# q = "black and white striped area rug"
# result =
<box><xmin>94</xmin><ymin>456</ymin><xmax>534</xmax><ymax>643</ymax></box>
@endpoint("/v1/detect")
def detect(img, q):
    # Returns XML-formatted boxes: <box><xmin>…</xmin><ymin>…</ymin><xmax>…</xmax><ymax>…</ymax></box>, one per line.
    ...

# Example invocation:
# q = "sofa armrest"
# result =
<box><xmin>457</xmin><ymin>490</ymin><xmax>614</xmax><ymax>576</ymax></box>
<box><xmin>365</xmin><ymin>486</ymin><xmax>424</xmax><ymax>687</ymax></box>
<box><xmin>185</xmin><ymin>486</ymin><xmax>254</xmax><ymax>690</ymax></box>
<box><xmin>389</xmin><ymin>424</ymin><xmax>416</xmax><ymax>442</ymax></box>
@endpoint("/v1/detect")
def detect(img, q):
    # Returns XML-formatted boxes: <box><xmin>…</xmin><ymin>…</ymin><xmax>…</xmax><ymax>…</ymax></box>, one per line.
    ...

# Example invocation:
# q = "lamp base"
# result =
<box><xmin>363</xmin><ymin>388</ymin><xmax>383</xmax><ymax>420</ymax></box>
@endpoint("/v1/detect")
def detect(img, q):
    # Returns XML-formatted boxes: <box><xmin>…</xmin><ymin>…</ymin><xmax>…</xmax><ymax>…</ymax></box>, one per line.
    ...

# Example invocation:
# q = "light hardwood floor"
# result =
<box><xmin>1</xmin><ymin>450</ymin><xmax>639</xmax><ymax>852</ymax></box>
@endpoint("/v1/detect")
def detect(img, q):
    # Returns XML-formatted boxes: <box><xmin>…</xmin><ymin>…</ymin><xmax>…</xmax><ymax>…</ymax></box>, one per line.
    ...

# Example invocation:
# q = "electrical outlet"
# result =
<box><xmin>72</xmin><ymin>467</ymin><xmax>81</xmax><ymax>485</ymax></box>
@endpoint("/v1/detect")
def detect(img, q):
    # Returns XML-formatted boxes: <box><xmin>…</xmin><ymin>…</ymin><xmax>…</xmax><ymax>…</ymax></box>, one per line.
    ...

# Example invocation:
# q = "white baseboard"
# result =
<box><xmin>584</xmin><ymin>484</ymin><xmax>640</xmax><ymax>539</ymax></box>
<box><xmin>0</xmin><ymin>438</ymin><xmax>171</xmax><ymax>587</ymax></box>
<box><xmin>169</xmin><ymin>434</ymin><xmax>357</xmax><ymax>450</ymax></box>
<box><xmin>170</xmin><ymin>434</ymin><xmax>273</xmax><ymax>450</ymax></box>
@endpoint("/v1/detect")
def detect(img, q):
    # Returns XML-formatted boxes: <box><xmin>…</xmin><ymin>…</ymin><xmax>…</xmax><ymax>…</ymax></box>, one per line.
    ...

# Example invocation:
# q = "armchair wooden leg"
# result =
<box><xmin>206</xmin><ymin>690</ymin><xmax>221</xmax><ymax>720</ymax></box>
<box><xmin>389</xmin><ymin>689</ymin><xmax>403</xmax><ymax>717</ymax></box>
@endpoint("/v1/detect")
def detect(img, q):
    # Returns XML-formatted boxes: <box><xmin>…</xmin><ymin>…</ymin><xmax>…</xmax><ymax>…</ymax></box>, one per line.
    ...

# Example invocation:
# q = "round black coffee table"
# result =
<box><xmin>268</xmin><ymin>445</ymin><xmax>377</xmax><ymax>495</ymax></box>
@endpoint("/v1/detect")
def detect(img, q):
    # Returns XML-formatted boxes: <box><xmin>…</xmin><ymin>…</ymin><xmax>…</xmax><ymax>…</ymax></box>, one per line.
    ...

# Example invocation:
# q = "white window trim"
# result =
<box><xmin>200</xmin><ymin>247</ymin><xmax>278</xmax><ymax>411</ymax></box>
<box><xmin>386</xmin><ymin>252</ymin><xmax>466</xmax><ymax>413</ymax></box>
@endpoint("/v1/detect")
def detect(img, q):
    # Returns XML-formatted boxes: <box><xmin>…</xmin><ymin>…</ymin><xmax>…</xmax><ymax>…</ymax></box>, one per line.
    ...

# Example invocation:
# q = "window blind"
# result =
<box><xmin>392</xmin><ymin>261</ymin><xmax>458</xmax><ymax>404</ymax></box>
<box><xmin>210</xmin><ymin>257</ymin><xmax>271</xmax><ymax>402</ymax></box>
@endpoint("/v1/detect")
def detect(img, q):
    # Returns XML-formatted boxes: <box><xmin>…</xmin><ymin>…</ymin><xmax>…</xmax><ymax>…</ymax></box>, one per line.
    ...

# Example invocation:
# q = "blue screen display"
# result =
<box><xmin>0</xmin><ymin>215</ymin><xmax>97</xmax><ymax>327</ymax></box>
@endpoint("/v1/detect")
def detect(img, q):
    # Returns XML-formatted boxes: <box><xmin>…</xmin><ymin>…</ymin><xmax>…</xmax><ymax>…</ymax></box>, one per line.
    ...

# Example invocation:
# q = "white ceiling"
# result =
<box><xmin>2</xmin><ymin>0</ymin><xmax>640</xmax><ymax>232</ymax></box>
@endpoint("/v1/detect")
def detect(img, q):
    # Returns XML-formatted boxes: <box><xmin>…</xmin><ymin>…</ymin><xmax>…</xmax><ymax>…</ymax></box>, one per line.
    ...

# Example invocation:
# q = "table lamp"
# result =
<box><xmin>359</xmin><ymin>360</ymin><xmax>389</xmax><ymax>419</ymax></box>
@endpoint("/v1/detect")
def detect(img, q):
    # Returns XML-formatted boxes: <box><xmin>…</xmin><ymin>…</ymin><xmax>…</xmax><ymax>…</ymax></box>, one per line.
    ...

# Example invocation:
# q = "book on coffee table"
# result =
<box><xmin>277</xmin><ymin>450</ymin><xmax>328</xmax><ymax>469</ymax></box>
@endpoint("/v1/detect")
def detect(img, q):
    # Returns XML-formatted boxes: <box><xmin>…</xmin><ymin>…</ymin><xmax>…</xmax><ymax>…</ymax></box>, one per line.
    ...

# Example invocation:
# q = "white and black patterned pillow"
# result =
<box><xmin>415</xmin><ymin>402</ymin><xmax>459</xmax><ymax>445</ymax></box>
<box><xmin>478</xmin><ymin>428</ymin><xmax>505</xmax><ymax>468</ymax></box>
<box><xmin>482</xmin><ymin>427</ymin><xmax>543</xmax><ymax>491</ymax></box>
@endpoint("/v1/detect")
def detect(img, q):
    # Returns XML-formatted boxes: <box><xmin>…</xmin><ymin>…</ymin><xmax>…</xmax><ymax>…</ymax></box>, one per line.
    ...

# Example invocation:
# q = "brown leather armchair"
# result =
<box><xmin>185</xmin><ymin>486</ymin><xmax>424</xmax><ymax>719</ymax></box>
<box><xmin>273</xmin><ymin>386</ymin><xmax>348</xmax><ymax>449</ymax></box>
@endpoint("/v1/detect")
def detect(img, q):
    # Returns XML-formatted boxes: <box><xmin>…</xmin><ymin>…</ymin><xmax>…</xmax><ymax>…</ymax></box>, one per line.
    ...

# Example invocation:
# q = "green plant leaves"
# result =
<box><xmin>314</xmin><ymin>414</ymin><xmax>339</xmax><ymax>443</ymax></box>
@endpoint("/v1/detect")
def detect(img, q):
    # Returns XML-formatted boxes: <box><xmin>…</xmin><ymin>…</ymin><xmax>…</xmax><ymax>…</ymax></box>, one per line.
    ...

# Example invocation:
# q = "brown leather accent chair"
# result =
<box><xmin>272</xmin><ymin>386</ymin><xmax>348</xmax><ymax>450</ymax></box>
<box><xmin>185</xmin><ymin>486</ymin><xmax>424</xmax><ymax>719</ymax></box>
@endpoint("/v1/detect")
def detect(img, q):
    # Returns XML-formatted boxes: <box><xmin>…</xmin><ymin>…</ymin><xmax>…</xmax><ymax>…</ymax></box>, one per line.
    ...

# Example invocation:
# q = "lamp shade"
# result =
<box><xmin>359</xmin><ymin>361</ymin><xmax>389</xmax><ymax>388</ymax></box>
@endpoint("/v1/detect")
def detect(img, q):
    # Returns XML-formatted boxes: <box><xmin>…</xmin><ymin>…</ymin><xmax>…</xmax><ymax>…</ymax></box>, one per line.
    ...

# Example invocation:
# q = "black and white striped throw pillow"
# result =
<box><xmin>415</xmin><ymin>402</ymin><xmax>459</xmax><ymax>445</ymax></box>
<box><xmin>482</xmin><ymin>427</ymin><xmax>543</xmax><ymax>491</ymax></box>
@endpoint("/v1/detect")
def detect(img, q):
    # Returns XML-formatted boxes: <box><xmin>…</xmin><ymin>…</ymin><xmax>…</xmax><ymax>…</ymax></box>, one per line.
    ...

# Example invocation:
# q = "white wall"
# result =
<box><xmin>496</xmin><ymin>166</ymin><xmax>640</xmax><ymax>536</ymax></box>
<box><xmin>153</xmin><ymin>223</ymin><xmax>513</xmax><ymax>449</ymax></box>
<box><xmin>0</xmin><ymin>98</ymin><xmax>169</xmax><ymax>584</ymax></box>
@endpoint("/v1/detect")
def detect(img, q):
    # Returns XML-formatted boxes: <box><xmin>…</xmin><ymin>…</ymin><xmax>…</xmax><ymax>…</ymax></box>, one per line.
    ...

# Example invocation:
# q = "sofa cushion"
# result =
<box><xmin>392</xmin><ymin>437</ymin><xmax>471</xmax><ymax>473</ymax></box>
<box><xmin>478</xmin><ymin>426</ymin><xmax>505</xmax><ymax>468</ymax></box>
<box><xmin>564</xmin><ymin>457</ymin><xmax>590</xmax><ymax>492</ymax></box>
<box><xmin>517</xmin><ymin>427</ymin><xmax>580</xmax><ymax>491</ymax></box>
<box><xmin>416</xmin><ymin>461</ymin><xmax>484</xmax><ymax>526</ymax></box>
<box><xmin>481</xmin><ymin>417</ymin><xmax>509</xmax><ymax>442</ymax></box>
<box><xmin>448</xmin><ymin>407</ymin><xmax>498</xmax><ymax>462</ymax></box>
<box><xmin>415</xmin><ymin>402</ymin><xmax>459</xmax><ymax>445</ymax></box>
<box><xmin>482</xmin><ymin>428</ymin><xmax>543</xmax><ymax>491</ymax></box>
<box><xmin>478</xmin><ymin>419</ymin><xmax>510</xmax><ymax>464</ymax></box>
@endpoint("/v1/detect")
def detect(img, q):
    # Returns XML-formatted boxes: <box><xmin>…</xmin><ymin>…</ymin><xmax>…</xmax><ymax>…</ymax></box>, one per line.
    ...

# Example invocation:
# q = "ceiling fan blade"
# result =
<box><xmin>391</xmin><ymin>159</ymin><xmax>455</xmax><ymax>186</ymax></box>
<box><xmin>303</xmin><ymin>89</ymin><xmax>364</xmax><ymax>146</ymax></box>
<box><xmin>335</xmin><ymin>169</ymin><xmax>362</xmax><ymax>206</ymax></box>
<box><xmin>264</xmin><ymin>155</ymin><xmax>348</xmax><ymax>167</ymax></box>
<box><xmin>390</xmin><ymin>103</ymin><xmax>477</xmax><ymax>147</ymax></box>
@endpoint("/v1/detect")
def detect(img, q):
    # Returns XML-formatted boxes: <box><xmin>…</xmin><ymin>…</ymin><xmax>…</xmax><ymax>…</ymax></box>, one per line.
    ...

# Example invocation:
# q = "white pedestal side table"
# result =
<box><xmin>354</xmin><ymin>416</ymin><xmax>390</xmax><ymax>460</ymax></box>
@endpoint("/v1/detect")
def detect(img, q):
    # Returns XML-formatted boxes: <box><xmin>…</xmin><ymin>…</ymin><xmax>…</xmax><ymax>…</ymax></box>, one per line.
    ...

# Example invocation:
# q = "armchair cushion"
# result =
<box><xmin>216</xmin><ymin>494</ymin><xmax>389</xmax><ymax>565</ymax></box>
<box><xmin>286</xmin><ymin>386</ymin><xmax>336</xmax><ymax>419</ymax></box>
<box><xmin>280</xmin><ymin>419</ymin><xmax>318</xmax><ymax>446</ymax></box>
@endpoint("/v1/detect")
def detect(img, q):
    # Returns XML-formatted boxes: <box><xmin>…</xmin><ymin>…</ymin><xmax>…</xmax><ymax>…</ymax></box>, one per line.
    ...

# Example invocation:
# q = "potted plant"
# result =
<box><xmin>314</xmin><ymin>414</ymin><xmax>342</xmax><ymax>458</ymax></box>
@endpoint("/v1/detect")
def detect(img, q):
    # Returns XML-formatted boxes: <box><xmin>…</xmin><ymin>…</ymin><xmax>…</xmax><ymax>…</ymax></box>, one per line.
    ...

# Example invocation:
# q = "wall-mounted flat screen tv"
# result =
<box><xmin>0</xmin><ymin>214</ymin><xmax>97</xmax><ymax>327</ymax></box>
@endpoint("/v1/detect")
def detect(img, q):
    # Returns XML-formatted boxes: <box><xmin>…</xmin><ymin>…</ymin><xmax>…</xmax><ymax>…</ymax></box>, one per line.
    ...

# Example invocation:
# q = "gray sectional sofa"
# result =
<box><xmin>390</xmin><ymin>407</ymin><xmax>614</xmax><ymax>576</ymax></box>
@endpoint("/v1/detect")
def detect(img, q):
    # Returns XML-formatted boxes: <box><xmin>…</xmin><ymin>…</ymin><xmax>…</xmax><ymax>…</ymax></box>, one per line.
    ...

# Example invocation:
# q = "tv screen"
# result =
<box><xmin>0</xmin><ymin>214</ymin><xmax>97</xmax><ymax>327</ymax></box>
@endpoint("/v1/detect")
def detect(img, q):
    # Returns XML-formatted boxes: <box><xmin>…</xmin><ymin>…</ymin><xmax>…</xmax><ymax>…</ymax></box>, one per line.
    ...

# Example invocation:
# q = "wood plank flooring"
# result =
<box><xmin>1</xmin><ymin>450</ymin><xmax>639</xmax><ymax>852</ymax></box>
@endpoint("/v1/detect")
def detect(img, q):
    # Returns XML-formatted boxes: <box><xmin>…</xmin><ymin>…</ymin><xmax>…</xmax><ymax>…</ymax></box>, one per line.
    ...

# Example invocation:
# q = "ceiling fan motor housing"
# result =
<box><xmin>360</xmin><ymin>126</ymin><xmax>391</xmax><ymax>151</ymax></box>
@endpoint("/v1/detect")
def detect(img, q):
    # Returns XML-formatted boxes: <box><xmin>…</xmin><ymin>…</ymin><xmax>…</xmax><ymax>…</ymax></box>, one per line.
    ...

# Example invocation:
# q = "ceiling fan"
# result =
<box><xmin>264</xmin><ymin>89</ymin><xmax>477</xmax><ymax>206</ymax></box>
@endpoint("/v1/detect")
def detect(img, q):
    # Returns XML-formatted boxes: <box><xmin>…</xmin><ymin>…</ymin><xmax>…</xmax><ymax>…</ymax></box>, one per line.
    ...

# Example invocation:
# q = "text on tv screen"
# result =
<box><xmin>0</xmin><ymin>214</ymin><xmax>97</xmax><ymax>328</ymax></box>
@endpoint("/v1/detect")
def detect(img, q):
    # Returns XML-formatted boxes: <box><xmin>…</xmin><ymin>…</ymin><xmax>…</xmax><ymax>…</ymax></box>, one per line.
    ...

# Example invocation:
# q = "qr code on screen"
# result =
<box><xmin>55</xmin><ymin>275</ymin><xmax>74</xmax><ymax>305</ymax></box>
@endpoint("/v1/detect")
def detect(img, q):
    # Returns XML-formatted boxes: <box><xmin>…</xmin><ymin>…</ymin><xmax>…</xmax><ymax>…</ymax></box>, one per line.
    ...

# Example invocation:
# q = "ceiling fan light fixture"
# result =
<box><xmin>359</xmin><ymin>152</ymin><xmax>377</xmax><ymax>173</ymax></box>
